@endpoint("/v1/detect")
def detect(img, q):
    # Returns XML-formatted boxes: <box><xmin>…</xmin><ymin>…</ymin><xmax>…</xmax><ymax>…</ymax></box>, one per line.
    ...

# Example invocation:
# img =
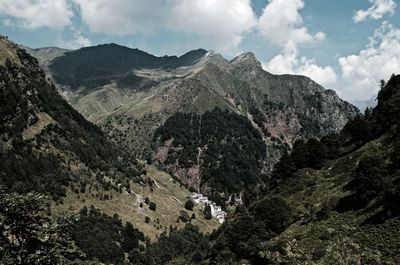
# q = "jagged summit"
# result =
<box><xmin>230</xmin><ymin>51</ymin><xmax>262</xmax><ymax>68</ymax></box>
<box><xmin>199</xmin><ymin>50</ymin><xmax>230</xmax><ymax>68</ymax></box>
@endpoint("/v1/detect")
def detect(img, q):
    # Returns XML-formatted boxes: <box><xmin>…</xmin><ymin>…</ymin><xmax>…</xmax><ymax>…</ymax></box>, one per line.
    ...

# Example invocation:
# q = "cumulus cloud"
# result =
<box><xmin>55</xmin><ymin>30</ymin><xmax>92</xmax><ymax>49</ymax></box>
<box><xmin>264</xmin><ymin>41</ymin><xmax>337</xmax><ymax>86</ymax></box>
<box><xmin>353</xmin><ymin>0</ymin><xmax>396</xmax><ymax>23</ymax></box>
<box><xmin>0</xmin><ymin>0</ymin><xmax>73</xmax><ymax>29</ymax></box>
<box><xmin>336</xmin><ymin>22</ymin><xmax>400</xmax><ymax>100</ymax></box>
<box><xmin>73</xmin><ymin>0</ymin><xmax>170</xmax><ymax>35</ymax></box>
<box><xmin>74</xmin><ymin>0</ymin><xmax>256</xmax><ymax>53</ymax></box>
<box><xmin>260</xmin><ymin>0</ymin><xmax>335</xmax><ymax>87</ymax></box>
<box><xmin>169</xmin><ymin>0</ymin><xmax>256</xmax><ymax>53</ymax></box>
<box><xmin>258</xmin><ymin>0</ymin><xmax>325</xmax><ymax>46</ymax></box>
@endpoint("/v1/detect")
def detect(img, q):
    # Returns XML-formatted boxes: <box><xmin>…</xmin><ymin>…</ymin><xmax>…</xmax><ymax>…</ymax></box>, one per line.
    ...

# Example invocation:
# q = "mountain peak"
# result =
<box><xmin>230</xmin><ymin>52</ymin><xmax>261</xmax><ymax>68</ymax></box>
<box><xmin>200</xmin><ymin>50</ymin><xmax>230</xmax><ymax>67</ymax></box>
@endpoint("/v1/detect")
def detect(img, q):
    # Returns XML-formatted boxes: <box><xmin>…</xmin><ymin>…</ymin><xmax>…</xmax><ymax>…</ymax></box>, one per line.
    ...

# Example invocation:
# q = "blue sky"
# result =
<box><xmin>0</xmin><ymin>0</ymin><xmax>399</xmax><ymax>101</ymax></box>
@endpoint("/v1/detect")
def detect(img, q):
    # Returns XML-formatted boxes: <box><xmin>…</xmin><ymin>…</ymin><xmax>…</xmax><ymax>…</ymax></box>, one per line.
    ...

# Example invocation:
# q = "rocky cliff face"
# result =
<box><xmin>28</xmin><ymin>44</ymin><xmax>359</xmax><ymax>195</ymax></box>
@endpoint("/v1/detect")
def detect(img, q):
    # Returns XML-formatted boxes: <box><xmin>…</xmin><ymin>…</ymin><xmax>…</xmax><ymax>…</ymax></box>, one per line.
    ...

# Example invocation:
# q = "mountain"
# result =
<box><xmin>0</xmin><ymin>36</ymin><xmax>146</xmax><ymax>200</ymax></box>
<box><xmin>0</xmin><ymin>36</ymin><xmax>219</xmax><ymax>252</ymax></box>
<box><xmin>34</xmin><ymin>44</ymin><xmax>358</xmax><ymax>198</ymax></box>
<box><xmin>48</xmin><ymin>43</ymin><xmax>207</xmax><ymax>90</ymax></box>
<box><xmin>204</xmin><ymin>74</ymin><xmax>400</xmax><ymax>264</ymax></box>
<box><xmin>21</xmin><ymin>46</ymin><xmax>69</xmax><ymax>67</ymax></box>
<box><xmin>3</xmin><ymin>36</ymin><xmax>398</xmax><ymax>265</ymax></box>
<box><xmin>26</xmin><ymin>44</ymin><xmax>359</xmax><ymax>198</ymax></box>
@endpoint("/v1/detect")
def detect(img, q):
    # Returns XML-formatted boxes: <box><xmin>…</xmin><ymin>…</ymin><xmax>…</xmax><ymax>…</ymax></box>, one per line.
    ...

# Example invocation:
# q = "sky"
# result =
<box><xmin>0</xmin><ymin>0</ymin><xmax>399</xmax><ymax>102</ymax></box>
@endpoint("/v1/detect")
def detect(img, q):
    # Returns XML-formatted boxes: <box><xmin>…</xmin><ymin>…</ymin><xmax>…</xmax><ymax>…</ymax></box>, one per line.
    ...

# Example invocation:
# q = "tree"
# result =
<box><xmin>271</xmin><ymin>151</ymin><xmax>296</xmax><ymax>185</ymax></box>
<box><xmin>122</xmin><ymin>221</ymin><xmax>143</xmax><ymax>252</ymax></box>
<box><xmin>203</xmin><ymin>204</ymin><xmax>212</xmax><ymax>220</ymax></box>
<box><xmin>145</xmin><ymin>216</ymin><xmax>150</xmax><ymax>223</ymax></box>
<box><xmin>184</xmin><ymin>200</ymin><xmax>195</xmax><ymax>211</ymax></box>
<box><xmin>343</xmin><ymin>115</ymin><xmax>373</xmax><ymax>143</ymax></box>
<box><xmin>149</xmin><ymin>202</ymin><xmax>156</xmax><ymax>211</ymax></box>
<box><xmin>0</xmin><ymin>189</ymin><xmax>82</xmax><ymax>264</ymax></box>
<box><xmin>253</xmin><ymin>196</ymin><xmax>293</xmax><ymax>234</ymax></box>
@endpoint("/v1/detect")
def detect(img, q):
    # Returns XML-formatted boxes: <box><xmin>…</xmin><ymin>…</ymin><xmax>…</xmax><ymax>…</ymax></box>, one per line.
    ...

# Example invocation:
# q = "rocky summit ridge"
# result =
<box><xmin>27</xmin><ymin>43</ymin><xmax>359</xmax><ymax>195</ymax></box>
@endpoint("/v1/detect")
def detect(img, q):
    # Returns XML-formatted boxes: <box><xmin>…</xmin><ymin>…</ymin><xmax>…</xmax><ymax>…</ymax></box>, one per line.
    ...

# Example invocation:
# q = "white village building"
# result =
<box><xmin>190</xmin><ymin>193</ymin><xmax>227</xmax><ymax>224</ymax></box>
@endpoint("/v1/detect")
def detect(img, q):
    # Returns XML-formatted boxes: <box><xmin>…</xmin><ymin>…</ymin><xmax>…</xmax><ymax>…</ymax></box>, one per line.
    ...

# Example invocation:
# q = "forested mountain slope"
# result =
<box><xmin>0</xmin><ymin>36</ymin><xmax>219</xmax><ymax>264</ymax></box>
<box><xmin>0</xmin><ymin>36</ymin><xmax>144</xmax><ymax>200</ymax></box>
<box><xmin>30</xmin><ymin>44</ymin><xmax>359</xmax><ymax>198</ymax></box>
<box><xmin>204</xmin><ymin>74</ymin><xmax>400</xmax><ymax>264</ymax></box>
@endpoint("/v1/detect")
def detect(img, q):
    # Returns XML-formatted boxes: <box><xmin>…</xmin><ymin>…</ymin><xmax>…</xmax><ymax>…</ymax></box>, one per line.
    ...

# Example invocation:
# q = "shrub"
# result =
<box><xmin>149</xmin><ymin>202</ymin><xmax>156</xmax><ymax>211</ymax></box>
<box><xmin>253</xmin><ymin>196</ymin><xmax>293</xmax><ymax>234</ymax></box>
<box><xmin>184</xmin><ymin>200</ymin><xmax>195</xmax><ymax>211</ymax></box>
<box><xmin>178</xmin><ymin>211</ymin><xmax>190</xmax><ymax>223</ymax></box>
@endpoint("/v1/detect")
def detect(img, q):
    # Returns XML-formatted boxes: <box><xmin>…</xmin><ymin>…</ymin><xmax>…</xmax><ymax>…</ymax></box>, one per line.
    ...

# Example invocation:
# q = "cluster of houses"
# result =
<box><xmin>190</xmin><ymin>193</ymin><xmax>227</xmax><ymax>224</ymax></box>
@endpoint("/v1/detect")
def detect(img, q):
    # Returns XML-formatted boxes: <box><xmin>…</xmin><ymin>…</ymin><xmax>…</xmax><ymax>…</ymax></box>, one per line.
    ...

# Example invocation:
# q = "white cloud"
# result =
<box><xmin>353</xmin><ymin>0</ymin><xmax>396</xmax><ymax>23</ymax></box>
<box><xmin>74</xmin><ymin>0</ymin><xmax>256</xmax><ymax>53</ymax></box>
<box><xmin>258</xmin><ymin>0</ymin><xmax>325</xmax><ymax>46</ymax></box>
<box><xmin>55</xmin><ymin>30</ymin><xmax>92</xmax><ymax>49</ymax></box>
<box><xmin>73</xmin><ymin>0</ymin><xmax>170</xmax><ymax>35</ymax></box>
<box><xmin>264</xmin><ymin>41</ymin><xmax>337</xmax><ymax>86</ymax></box>
<box><xmin>336</xmin><ymin>22</ymin><xmax>400</xmax><ymax>100</ymax></box>
<box><xmin>259</xmin><ymin>0</ymin><xmax>335</xmax><ymax>87</ymax></box>
<box><xmin>0</xmin><ymin>0</ymin><xmax>73</xmax><ymax>29</ymax></box>
<box><xmin>169</xmin><ymin>0</ymin><xmax>256</xmax><ymax>53</ymax></box>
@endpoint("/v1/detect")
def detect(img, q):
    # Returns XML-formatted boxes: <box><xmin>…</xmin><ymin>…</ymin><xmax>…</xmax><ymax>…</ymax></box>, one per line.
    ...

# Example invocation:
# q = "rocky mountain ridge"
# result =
<box><xmin>28</xmin><ymin>43</ymin><xmax>359</xmax><ymax>196</ymax></box>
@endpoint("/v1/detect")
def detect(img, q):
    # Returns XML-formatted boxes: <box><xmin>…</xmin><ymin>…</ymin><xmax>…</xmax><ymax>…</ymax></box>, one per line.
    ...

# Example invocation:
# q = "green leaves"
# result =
<box><xmin>0</xmin><ymin>189</ymin><xmax>82</xmax><ymax>264</ymax></box>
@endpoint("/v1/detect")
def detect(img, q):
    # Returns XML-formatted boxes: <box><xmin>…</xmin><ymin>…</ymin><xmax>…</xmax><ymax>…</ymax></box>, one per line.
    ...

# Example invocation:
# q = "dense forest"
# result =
<box><xmin>154</xmin><ymin>108</ymin><xmax>266</xmax><ymax>194</ymax></box>
<box><xmin>0</xmin><ymin>47</ymin><xmax>143</xmax><ymax>200</ymax></box>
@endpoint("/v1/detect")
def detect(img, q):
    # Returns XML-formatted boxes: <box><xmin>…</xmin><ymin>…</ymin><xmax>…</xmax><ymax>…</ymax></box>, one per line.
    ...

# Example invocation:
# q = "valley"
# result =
<box><xmin>1</xmin><ymin>34</ymin><xmax>399</xmax><ymax>265</ymax></box>
<box><xmin>33</xmin><ymin>43</ymin><xmax>359</xmax><ymax>196</ymax></box>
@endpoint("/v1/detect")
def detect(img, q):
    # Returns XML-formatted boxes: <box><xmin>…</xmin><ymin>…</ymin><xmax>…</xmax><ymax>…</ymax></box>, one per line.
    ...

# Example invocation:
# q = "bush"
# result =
<box><xmin>184</xmin><ymin>200</ymin><xmax>195</xmax><ymax>211</ymax></box>
<box><xmin>253</xmin><ymin>196</ymin><xmax>293</xmax><ymax>234</ymax></box>
<box><xmin>149</xmin><ymin>202</ymin><xmax>156</xmax><ymax>211</ymax></box>
<box><xmin>178</xmin><ymin>211</ymin><xmax>190</xmax><ymax>223</ymax></box>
